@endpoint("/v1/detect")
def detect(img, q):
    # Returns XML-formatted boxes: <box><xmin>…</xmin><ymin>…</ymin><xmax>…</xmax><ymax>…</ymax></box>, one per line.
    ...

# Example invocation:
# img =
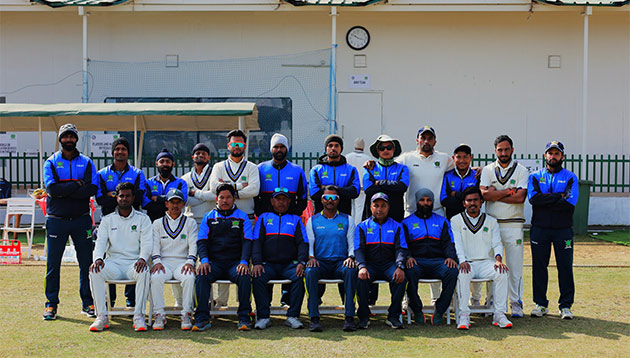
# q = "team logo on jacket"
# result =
<box><xmin>56</xmin><ymin>162</ymin><xmax>63</xmax><ymax>168</ymax></box>
<box><xmin>232</xmin><ymin>220</ymin><xmax>240</xmax><ymax>228</ymax></box>
<box><xmin>265</xmin><ymin>174</ymin><xmax>272</xmax><ymax>181</ymax></box>
<box><xmin>322</xmin><ymin>172</ymin><xmax>329</xmax><ymax>179</ymax></box>
<box><xmin>267</xmin><ymin>218</ymin><xmax>273</xmax><ymax>225</ymax></box>
<box><xmin>181</xmin><ymin>234</ymin><xmax>187</xmax><ymax>239</ymax></box>
<box><xmin>450</xmin><ymin>181</ymin><xmax>455</xmax><ymax>186</ymax></box>
<box><xmin>540</xmin><ymin>177</ymin><xmax>546</xmax><ymax>183</ymax></box>
<box><xmin>286</xmin><ymin>176</ymin><xmax>294</xmax><ymax>180</ymax></box>
<box><xmin>510</xmin><ymin>179</ymin><xmax>516</xmax><ymax>185</ymax></box>
<box><xmin>131</xmin><ymin>225</ymin><xmax>137</xmax><ymax>231</ymax></box>
<box><xmin>337</xmin><ymin>223</ymin><xmax>344</xmax><ymax>231</ymax></box>
<box><xmin>374</xmin><ymin>171</ymin><xmax>380</xmax><ymax>176</ymax></box>
<box><xmin>565</xmin><ymin>240</ymin><xmax>572</xmax><ymax>249</ymax></box>
<box><xmin>412</xmin><ymin>223</ymin><xmax>419</xmax><ymax>229</ymax></box>
<box><xmin>152</xmin><ymin>185</ymin><xmax>158</xmax><ymax>191</ymax></box>
<box><xmin>483</xmin><ymin>227</ymin><xmax>488</xmax><ymax>232</ymax></box>
<box><xmin>107</xmin><ymin>175</ymin><xmax>114</xmax><ymax>182</ymax></box>
<box><xmin>367</xmin><ymin>228</ymin><xmax>373</xmax><ymax>234</ymax></box>
<box><xmin>434</xmin><ymin>161</ymin><xmax>440</xmax><ymax>167</ymax></box>
<box><xmin>241</xmin><ymin>176</ymin><xmax>247</xmax><ymax>181</ymax></box>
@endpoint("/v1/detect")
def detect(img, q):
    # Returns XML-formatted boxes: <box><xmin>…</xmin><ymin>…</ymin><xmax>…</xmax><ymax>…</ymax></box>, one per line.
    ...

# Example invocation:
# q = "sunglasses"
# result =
<box><xmin>274</xmin><ymin>187</ymin><xmax>289</xmax><ymax>193</ymax></box>
<box><xmin>378</xmin><ymin>144</ymin><xmax>394</xmax><ymax>151</ymax></box>
<box><xmin>229</xmin><ymin>142</ymin><xmax>245</xmax><ymax>148</ymax></box>
<box><xmin>323</xmin><ymin>194</ymin><xmax>339</xmax><ymax>201</ymax></box>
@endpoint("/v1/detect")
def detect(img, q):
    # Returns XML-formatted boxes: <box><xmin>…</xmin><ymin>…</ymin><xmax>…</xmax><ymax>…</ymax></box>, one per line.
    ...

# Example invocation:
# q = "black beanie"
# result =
<box><xmin>325</xmin><ymin>134</ymin><xmax>344</xmax><ymax>151</ymax></box>
<box><xmin>191</xmin><ymin>143</ymin><xmax>210</xmax><ymax>156</ymax></box>
<box><xmin>111</xmin><ymin>137</ymin><xmax>130</xmax><ymax>155</ymax></box>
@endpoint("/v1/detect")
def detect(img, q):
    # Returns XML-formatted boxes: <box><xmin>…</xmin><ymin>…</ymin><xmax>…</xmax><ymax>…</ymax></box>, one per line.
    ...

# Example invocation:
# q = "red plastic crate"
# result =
<box><xmin>0</xmin><ymin>239</ymin><xmax>22</xmax><ymax>264</ymax></box>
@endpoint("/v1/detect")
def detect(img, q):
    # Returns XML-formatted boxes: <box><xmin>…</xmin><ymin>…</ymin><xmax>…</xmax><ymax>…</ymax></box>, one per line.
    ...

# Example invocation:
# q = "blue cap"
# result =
<box><xmin>417</xmin><ymin>126</ymin><xmax>436</xmax><ymax>138</ymax></box>
<box><xmin>272</xmin><ymin>187</ymin><xmax>290</xmax><ymax>198</ymax></box>
<box><xmin>166</xmin><ymin>188</ymin><xmax>185</xmax><ymax>202</ymax></box>
<box><xmin>156</xmin><ymin>148</ymin><xmax>175</xmax><ymax>162</ymax></box>
<box><xmin>370</xmin><ymin>192</ymin><xmax>389</xmax><ymax>203</ymax></box>
<box><xmin>545</xmin><ymin>141</ymin><xmax>564</xmax><ymax>154</ymax></box>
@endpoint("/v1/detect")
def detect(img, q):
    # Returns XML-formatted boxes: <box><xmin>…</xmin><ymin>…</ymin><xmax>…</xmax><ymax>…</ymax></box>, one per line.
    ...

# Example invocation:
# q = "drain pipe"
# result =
<box><xmin>581</xmin><ymin>6</ymin><xmax>591</xmax><ymax>178</ymax></box>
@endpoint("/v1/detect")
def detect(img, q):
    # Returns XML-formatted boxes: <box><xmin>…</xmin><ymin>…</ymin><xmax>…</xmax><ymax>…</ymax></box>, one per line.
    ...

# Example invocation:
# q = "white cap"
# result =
<box><xmin>270</xmin><ymin>133</ymin><xmax>289</xmax><ymax>152</ymax></box>
<box><xmin>354</xmin><ymin>138</ymin><xmax>365</xmax><ymax>150</ymax></box>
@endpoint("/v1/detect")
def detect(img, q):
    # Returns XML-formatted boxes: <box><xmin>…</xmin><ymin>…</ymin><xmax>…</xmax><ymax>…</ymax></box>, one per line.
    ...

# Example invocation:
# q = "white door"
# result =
<box><xmin>337</xmin><ymin>91</ymin><xmax>383</xmax><ymax>154</ymax></box>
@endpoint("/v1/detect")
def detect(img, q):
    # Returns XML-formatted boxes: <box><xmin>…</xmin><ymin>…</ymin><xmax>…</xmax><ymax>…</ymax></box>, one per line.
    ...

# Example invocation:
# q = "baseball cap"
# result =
<box><xmin>545</xmin><ymin>141</ymin><xmax>565</xmax><ymax>154</ymax></box>
<box><xmin>417</xmin><ymin>126</ymin><xmax>436</xmax><ymax>138</ymax></box>
<box><xmin>453</xmin><ymin>143</ymin><xmax>472</xmax><ymax>155</ymax></box>
<box><xmin>166</xmin><ymin>188</ymin><xmax>185</xmax><ymax>202</ymax></box>
<box><xmin>272</xmin><ymin>187</ymin><xmax>290</xmax><ymax>198</ymax></box>
<box><xmin>370</xmin><ymin>192</ymin><xmax>389</xmax><ymax>203</ymax></box>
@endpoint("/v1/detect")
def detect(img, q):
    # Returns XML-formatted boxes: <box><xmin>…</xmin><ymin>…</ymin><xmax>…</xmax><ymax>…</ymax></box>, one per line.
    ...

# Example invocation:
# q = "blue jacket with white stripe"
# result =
<box><xmin>528</xmin><ymin>167</ymin><xmax>579</xmax><ymax>229</ymax></box>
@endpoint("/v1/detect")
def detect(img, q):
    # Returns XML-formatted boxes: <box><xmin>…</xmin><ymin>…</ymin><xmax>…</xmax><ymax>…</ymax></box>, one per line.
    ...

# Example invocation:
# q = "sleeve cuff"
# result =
<box><xmin>151</xmin><ymin>255</ymin><xmax>162</xmax><ymax>264</ymax></box>
<box><xmin>186</xmin><ymin>259</ymin><xmax>196</xmax><ymax>266</ymax></box>
<box><xmin>200</xmin><ymin>257</ymin><xmax>209</xmax><ymax>264</ymax></box>
<box><xmin>240</xmin><ymin>259</ymin><xmax>248</xmax><ymax>266</ymax></box>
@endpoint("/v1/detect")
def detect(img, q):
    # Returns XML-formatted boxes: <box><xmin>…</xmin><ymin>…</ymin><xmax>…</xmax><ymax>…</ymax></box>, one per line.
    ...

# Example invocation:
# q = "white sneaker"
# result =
<box><xmin>255</xmin><ymin>318</ymin><xmax>271</xmax><ymax>330</ymax></box>
<box><xmin>560</xmin><ymin>308</ymin><xmax>574</xmax><ymax>320</ymax></box>
<box><xmin>133</xmin><ymin>314</ymin><xmax>147</xmax><ymax>332</ymax></box>
<box><xmin>457</xmin><ymin>314</ymin><xmax>470</xmax><ymax>330</ymax></box>
<box><xmin>89</xmin><ymin>315</ymin><xmax>109</xmax><ymax>332</ymax></box>
<box><xmin>152</xmin><ymin>313</ymin><xmax>166</xmax><ymax>331</ymax></box>
<box><xmin>511</xmin><ymin>301</ymin><xmax>524</xmax><ymax>318</ymax></box>
<box><xmin>492</xmin><ymin>313</ymin><xmax>513</xmax><ymax>328</ymax></box>
<box><xmin>285</xmin><ymin>316</ymin><xmax>304</xmax><ymax>329</ymax></box>
<box><xmin>181</xmin><ymin>313</ymin><xmax>193</xmax><ymax>330</ymax></box>
<box><xmin>531</xmin><ymin>305</ymin><xmax>549</xmax><ymax>317</ymax></box>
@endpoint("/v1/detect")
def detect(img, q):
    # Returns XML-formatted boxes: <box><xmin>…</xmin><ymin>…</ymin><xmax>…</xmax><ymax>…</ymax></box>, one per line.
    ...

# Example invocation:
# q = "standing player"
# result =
<box><xmin>309</xmin><ymin>135</ymin><xmax>360</xmax><ymax>215</ymax></box>
<box><xmin>440</xmin><ymin>144</ymin><xmax>478</xmax><ymax>220</ymax></box>
<box><xmin>42</xmin><ymin>123</ymin><xmax>97</xmax><ymax>320</ymax></box>
<box><xmin>528</xmin><ymin>141</ymin><xmax>579</xmax><ymax>320</ymax></box>
<box><xmin>480</xmin><ymin>135</ymin><xmax>529</xmax><ymax>318</ymax></box>
<box><xmin>182</xmin><ymin>143</ymin><xmax>215</xmax><ymax>224</ymax></box>
<box><xmin>150</xmin><ymin>189</ymin><xmax>198</xmax><ymax>331</ymax></box>
<box><xmin>144</xmin><ymin>148</ymin><xmax>188</xmax><ymax>222</ymax></box>
<box><xmin>345</xmin><ymin>138</ymin><xmax>372</xmax><ymax>225</ymax></box>
<box><xmin>452</xmin><ymin>187</ymin><xmax>512</xmax><ymax>330</ymax></box>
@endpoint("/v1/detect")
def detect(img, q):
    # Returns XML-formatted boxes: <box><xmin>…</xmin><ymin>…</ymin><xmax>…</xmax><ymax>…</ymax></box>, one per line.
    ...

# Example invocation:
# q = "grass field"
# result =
<box><xmin>591</xmin><ymin>230</ymin><xmax>630</xmax><ymax>246</ymax></box>
<box><xmin>1</xmin><ymin>238</ymin><xmax>629</xmax><ymax>357</ymax></box>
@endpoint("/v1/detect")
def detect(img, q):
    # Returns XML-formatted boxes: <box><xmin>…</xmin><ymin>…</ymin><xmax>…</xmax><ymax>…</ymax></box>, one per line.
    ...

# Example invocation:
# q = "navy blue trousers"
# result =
<box><xmin>45</xmin><ymin>215</ymin><xmax>93</xmax><ymax>308</ymax></box>
<box><xmin>530</xmin><ymin>226</ymin><xmax>575</xmax><ymax>309</ymax></box>
<box><xmin>305</xmin><ymin>259</ymin><xmax>357</xmax><ymax>318</ymax></box>
<box><xmin>252</xmin><ymin>262</ymin><xmax>304</xmax><ymax>318</ymax></box>
<box><xmin>357</xmin><ymin>262</ymin><xmax>406</xmax><ymax>320</ymax></box>
<box><xmin>405</xmin><ymin>257</ymin><xmax>458</xmax><ymax>317</ymax></box>
<box><xmin>195</xmin><ymin>260</ymin><xmax>252</xmax><ymax>322</ymax></box>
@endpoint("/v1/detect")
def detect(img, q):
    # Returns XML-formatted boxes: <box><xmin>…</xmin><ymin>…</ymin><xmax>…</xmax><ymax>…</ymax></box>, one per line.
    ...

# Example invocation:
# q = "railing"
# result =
<box><xmin>1</xmin><ymin>152</ymin><xmax>628</xmax><ymax>193</ymax></box>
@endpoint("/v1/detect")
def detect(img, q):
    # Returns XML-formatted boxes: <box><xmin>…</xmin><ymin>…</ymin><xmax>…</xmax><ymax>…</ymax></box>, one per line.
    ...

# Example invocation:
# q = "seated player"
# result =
<box><xmin>193</xmin><ymin>184</ymin><xmax>254</xmax><ymax>331</ymax></box>
<box><xmin>251</xmin><ymin>187</ymin><xmax>309</xmax><ymax>330</ymax></box>
<box><xmin>452</xmin><ymin>187</ymin><xmax>512</xmax><ymax>329</ymax></box>
<box><xmin>150</xmin><ymin>189</ymin><xmax>198</xmax><ymax>331</ymax></box>
<box><xmin>355</xmin><ymin>193</ymin><xmax>407</xmax><ymax>329</ymax></box>
<box><xmin>88</xmin><ymin>182</ymin><xmax>152</xmax><ymax>332</ymax></box>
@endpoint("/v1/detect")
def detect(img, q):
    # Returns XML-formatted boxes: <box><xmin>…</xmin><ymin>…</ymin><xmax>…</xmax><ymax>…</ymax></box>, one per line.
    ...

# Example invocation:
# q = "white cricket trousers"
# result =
<box><xmin>90</xmin><ymin>259</ymin><xmax>150</xmax><ymax>316</ymax></box>
<box><xmin>351</xmin><ymin>191</ymin><xmax>366</xmax><ymax>226</ymax></box>
<box><xmin>150</xmin><ymin>259</ymin><xmax>195</xmax><ymax>315</ymax></box>
<box><xmin>500</xmin><ymin>225</ymin><xmax>524</xmax><ymax>304</ymax></box>
<box><xmin>457</xmin><ymin>260</ymin><xmax>508</xmax><ymax>315</ymax></box>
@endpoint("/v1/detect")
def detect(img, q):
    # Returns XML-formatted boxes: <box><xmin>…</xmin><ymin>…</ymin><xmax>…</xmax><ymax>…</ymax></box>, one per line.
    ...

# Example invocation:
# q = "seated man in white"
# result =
<box><xmin>89</xmin><ymin>182</ymin><xmax>153</xmax><ymax>332</ymax></box>
<box><xmin>150</xmin><ymin>189</ymin><xmax>198</xmax><ymax>331</ymax></box>
<box><xmin>452</xmin><ymin>186</ymin><xmax>512</xmax><ymax>330</ymax></box>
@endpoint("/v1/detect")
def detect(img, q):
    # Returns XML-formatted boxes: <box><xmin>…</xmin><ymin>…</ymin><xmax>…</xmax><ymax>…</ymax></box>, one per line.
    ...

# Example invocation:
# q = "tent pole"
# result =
<box><xmin>134</xmin><ymin>116</ymin><xmax>138</xmax><ymax>167</ymax></box>
<box><xmin>79</xmin><ymin>6</ymin><xmax>89</xmax><ymax>103</ymax></box>
<box><xmin>38</xmin><ymin>117</ymin><xmax>44</xmax><ymax>188</ymax></box>
<box><xmin>138</xmin><ymin>131</ymin><xmax>145</xmax><ymax>169</ymax></box>
<box><xmin>581</xmin><ymin>6</ymin><xmax>592</xmax><ymax>179</ymax></box>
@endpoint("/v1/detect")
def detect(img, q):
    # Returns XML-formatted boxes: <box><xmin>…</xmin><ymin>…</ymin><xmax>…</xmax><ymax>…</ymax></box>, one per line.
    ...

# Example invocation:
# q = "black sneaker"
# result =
<box><xmin>357</xmin><ymin>317</ymin><xmax>370</xmax><ymax>329</ymax></box>
<box><xmin>343</xmin><ymin>316</ymin><xmax>356</xmax><ymax>332</ymax></box>
<box><xmin>309</xmin><ymin>317</ymin><xmax>323</xmax><ymax>332</ymax></box>
<box><xmin>431</xmin><ymin>313</ymin><xmax>443</xmax><ymax>326</ymax></box>
<box><xmin>43</xmin><ymin>306</ymin><xmax>57</xmax><ymax>321</ymax></box>
<box><xmin>82</xmin><ymin>305</ymin><xmax>96</xmax><ymax>318</ymax></box>
<box><xmin>414</xmin><ymin>312</ymin><xmax>426</xmax><ymax>325</ymax></box>
<box><xmin>386</xmin><ymin>317</ymin><xmax>404</xmax><ymax>329</ymax></box>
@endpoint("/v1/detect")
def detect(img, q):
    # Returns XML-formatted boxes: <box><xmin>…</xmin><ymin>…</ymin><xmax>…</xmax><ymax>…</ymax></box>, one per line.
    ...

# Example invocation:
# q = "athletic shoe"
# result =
<box><xmin>81</xmin><ymin>305</ymin><xmax>96</xmax><ymax>318</ymax></box>
<box><xmin>511</xmin><ymin>301</ymin><xmax>524</xmax><ymax>318</ymax></box>
<box><xmin>457</xmin><ymin>314</ymin><xmax>470</xmax><ymax>330</ymax></box>
<box><xmin>492</xmin><ymin>313</ymin><xmax>513</xmax><ymax>328</ymax></box>
<box><xmin>133</xmin><ymin>314</ymin><xmax>147</xmax><ymax>332</ymax></box>
<box><xmin>531</xmin><ymin>305</ymin><xmax>549</xmax><ymax>317</ymax></box>
<box><xmin>192</xmin><ymin>321</ymin><xmax>212</xmax><ymax>331</ymax></box>
<box><xmin>89</xmin><ymin>315</ymin><xmax>109</xmax><ymax>332</ymax></box>
<box><xmin>385</xmin><ymin>317</ymin><xmax>404</xmax><ymax>329</ymax></box>
<box><xmin>285</xmin><ymin>317</ymin><xmax>304</xmax><ymax>329</ymax></box>
<box><xmin>357</xmin><ymin>317</ymin><xmax>370</xmax><ymax>329</ymax></box>
<box><xmin>560</xmin><ymin>308</ymin><xmax>574</xmax><ymax>320</ymax></box>
<box><xmin>431</xmin><ymin>313</ymin><xmax>443</xmax><ymax>326</ymax></box>
<box><xmin>152</xmin><ymin>313</ymin><xmax>166</xmax><ymax>331</ymax></box>
<box><xmin>342</xmin><ymin>316</ymin><xmax>356</xmax><ymax>332</ymax></box>
<box><xmin>181</xmin><ymin>313</ymin><xmax>193</xmax><ymax>331</ymax></box>
<box><xmin>254</xmin><ymin>318</ymin><xmax>271</xmax><ymax>330</ymax></box>
<box><xmin>309</xmin><ymin>317</ymin><xmax>323</xmax><ymax>332</ymax></box>
<box><xmin>43</xmin><ymin>306</ymin><xmax>57</xmax><ymax>321</ymax></box>
<box><xmin>414</xmin><ymin>312</ymin><xmax>426</xmax><ymax>325</ymax></box>
<box><xmin>237</xmin><ymin>320</ymin><xmax>251</xmax><ymax>331</ymax></box>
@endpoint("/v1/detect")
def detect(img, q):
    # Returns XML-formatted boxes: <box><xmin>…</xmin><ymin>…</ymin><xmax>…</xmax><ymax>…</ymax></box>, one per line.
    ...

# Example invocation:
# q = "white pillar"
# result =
<box><xmin>38</xmin><ymin>117</ymin><xmax>44</xmax><ymax>188</ymax></box>
<box><xmin>329</xmin><ymin>6</ymin><xmax>338</xmax><ymax>135</ymax></box>
<box><xmin>79</xmin><ymin>6</ymin><xmax>89</xmax><ymax>103</ymax></box>
<box><xmin>581</xmin><ymin>6</ymin><xmax>592</xmax><ymax>178</ymax></box>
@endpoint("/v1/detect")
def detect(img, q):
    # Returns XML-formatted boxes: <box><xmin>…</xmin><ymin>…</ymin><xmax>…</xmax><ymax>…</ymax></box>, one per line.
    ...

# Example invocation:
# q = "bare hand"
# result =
<box><xmin>444</xmin><ymin>258</ymin><xmax>458</xmax><ymax>269</ymax></box>
<box><xmin>76</xmin><ymin>179</ymin><xmax>85</xmax><ymax>187</ymax></box>
<box><xmin>218</xmin><ymin>178</ymin><xmax>224</xmax><ymax>183</ymax></box>
<box><xmin>472</xmin><ymin>167</ymin><xmax>482</xmax><ymax>181</ymax></box>
<box><xmin>134</xmin><ymin>258</ymin><xmax>148</xmax><ymax>273</ymax></box>
<box><xmin>358</xmin><ymin>267</ymin><xmax>370</xmax><ymax>280</ymax></box>
<box><xmin>363</xmin><ymin>160</ymin><xmax>376</xmax><ymax>170</ymax></box>
<box><xmin>393</xmin><ymin>268</ymin><xmax>405</xmax><ymax>283</ymax></box>
<box><xmin>107</xmin><ymin>191</ymin><xmax>116</xmax><ymax>198</ymax></box>
<box><xmin>197</xmin><ymin>262</ymin><xmax>211</xmax><ymax>275</ymax></box>
<box><xmin>181</xmin><ymin>263</ymin><xmax>195</xmax><ymax>275</ymax></box>
<box><xmin>494</xmin><ymin>260</ymin><xmax>509</xmax><ymax>274</ymax></box>
<box><xmin>90</xmin><ymin>259</ymin><xmax>104</xmax><ymax>273</ymax></box>
<box><xmin>343</xmin><ymin>257</ymin><xmax>356</xmax><ymax>268</ymax></box>
<box><xmin>241</xmin><ymin>182</ymin><xmax>248</xmax><ymax>188</ymax></box>
<box><xmin>406</xmin><ymin>257</ymin><xmax>418</xmax><ymax>269</ymax></box>
<box><xmin>189</xmin><ymin>189</ymin><xmax>196</xmax><ymax>197</ymax></box>
<box><xmin>236</xmin><ymin>263</ymin><xmax>249</xmax><ymax>276</ymax></box>
<box><xmin>306</xmin><ymin>257</ymin><xmax>319</xmax><ymax>268</ymax></box>
<box><xmin>252</xmin><ymin>264</ymin><xmax>265</xmax><ymax>277</ymax></box>
<box><xmin>151</xmin><ymin>196</ymin><xmax>158</xmax><ymax>202</ymax></box>
<box><xmin>296</xmin><ymin>263</ymin><xmax>305</xmax><ymax>277</ymax></box>
<box><xmin>459</xmin><ymin>261</ymin><xmax>471</xmax><ymax>274</ymax></box>
<box><xmin>151</xmin><ymin>262</ymin><xmax>166</xmax><ymax>274</ymax></box>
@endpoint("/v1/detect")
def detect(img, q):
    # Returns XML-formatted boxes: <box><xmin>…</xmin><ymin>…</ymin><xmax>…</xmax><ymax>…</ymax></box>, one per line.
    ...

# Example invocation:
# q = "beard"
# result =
<box><xmin>421</xmin><ymin>144</ymin><xmax>433</xmax><ymax>153</ymax></box>
<box><xmin>498</xmin><ymin>155</ymin><xmax>511</xmax><ymax>164</ymax></box>
<box><xmin>273</xmin><ymin>151</ymin><xmax>287</xmax><ymax>161</ymax></box>
<box><xmin>416</xmin><ymin>204</ymin><xmax>433</xmax><ymax>218</ymax></box>
<box><xmin>158</xmin><ymin>166</ymin><xmax>173</xmax><ymax>178</ymax></box>
<box><xmin>230</xmin><ymin>149</ymin><xmax>244</xmax><ymax>158</ymax></box>
<box><xmin>548</xmin><ymin>158</ymin><xmax>563</xmax><ymax>168</ymax></box>
<box><xmin>61</xmin><ymin>142</ymin><xmax>77</xmax><ymax>152</ymax></box>
<box><xmin>193</xmin><ymin>159</ymin><xmax>208</xmax><ymax>166</ymax></box>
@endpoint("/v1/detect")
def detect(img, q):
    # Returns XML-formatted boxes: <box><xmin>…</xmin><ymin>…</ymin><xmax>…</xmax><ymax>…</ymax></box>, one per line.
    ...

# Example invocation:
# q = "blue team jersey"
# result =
<box><xmin>440</xmin><ymin>168</ymin><xmax>478</xmax><ymax>202</ymax></box>
<box><xmin>97</xmin><ymin>164</ymin><xmax>146</xmax><ymax>198</ymax></box>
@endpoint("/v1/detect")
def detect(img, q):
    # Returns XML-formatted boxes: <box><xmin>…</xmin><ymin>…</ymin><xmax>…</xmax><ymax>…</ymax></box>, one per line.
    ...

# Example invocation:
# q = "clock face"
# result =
<box><xmin>346</xmin><ymin>26</ymin><xmax>370</xmax><ymax>51</ymax></box>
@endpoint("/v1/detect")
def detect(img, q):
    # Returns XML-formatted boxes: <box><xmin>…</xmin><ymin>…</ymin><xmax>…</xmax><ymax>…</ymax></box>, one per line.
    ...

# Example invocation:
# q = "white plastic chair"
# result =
<box><xmin>2</xmin><ymin>197</ymin><xmax>36</xmax><ymax>258</ymax></box>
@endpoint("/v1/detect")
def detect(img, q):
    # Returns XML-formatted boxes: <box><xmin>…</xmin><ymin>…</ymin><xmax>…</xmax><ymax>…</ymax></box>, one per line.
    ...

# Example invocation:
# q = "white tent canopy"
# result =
<box><xmin>0</xmin><ymin>102</ymin><xmax>259</xmax><ymax>186</ymax></box>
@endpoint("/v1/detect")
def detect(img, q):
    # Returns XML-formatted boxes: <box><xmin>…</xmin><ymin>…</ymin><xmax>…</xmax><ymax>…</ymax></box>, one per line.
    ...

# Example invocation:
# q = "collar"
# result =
<box><xmin>228</xmin><ymin>156</ymin><xmax>245</xmax><ymax>165</ymax></box>
<box><xmin>320</xmin><ymin>210</ymin><xmax>340</xmax><ymax>219</ymax></box>
<box><xmin>216</xmin><ymin>204</ymin><xmax>237</xmax><ymax>217</ymax></box>
<box><xmin>110</xmin><ymin>162</ymin><xmax>130</xmax><ymax>173</ymax></box>
<box><xmin>115</xmin><ymin>207</ymin><xmax>136</xmax><ymax>219</ymax></box>
<box><xmin>165</xmin><ymin>212</ymin><xmax>184</xmax><ymax>222</ymax></box>
<box><xmin>418</xmin><ymin>151</ymin><xmax>434</xmax><ymax>160</ymax></box>
<box><xmin>455</xmin><ymin>167</ymin><xmax>471</xmax><ymax>179</ymax></box>
<box><xmin>495</xmin><ymin>159</ymin><xmax>513</xmax><ymax>170</ymax></box>
<box><xmin>545</xmin><ymin>166</ymin><xmax>563</xmax><ymax>174</ymax></box>
<box><xmin>464</xmin><ymin>211</ymin><xmax>482</xmax><ymax>222</ymax></box>
<box><xmin>272</xmin><ymin>160</ymin><xmax>289</xmax><ymax>170</ymax></box>
<box><xmin>158</xmin><ymin>176</ymin><xmax>173</xmax><ymax>185</ymax></box>
<box><xmin>59</xmin><ymin>149</ymin><xmax>80</xmax><ymax>161</ymax></box>
<box><xmin>192</xmin><ymin>163</ymin><xmax>210</xmax><ymax>176</ymax></box>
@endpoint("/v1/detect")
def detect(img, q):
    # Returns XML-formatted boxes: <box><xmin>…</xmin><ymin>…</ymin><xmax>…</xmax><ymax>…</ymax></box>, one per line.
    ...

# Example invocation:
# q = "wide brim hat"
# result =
<box><xmin>369</xmin><ymin>134</ymin><xmax>402</xmax><ymax>158</ymax></box>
